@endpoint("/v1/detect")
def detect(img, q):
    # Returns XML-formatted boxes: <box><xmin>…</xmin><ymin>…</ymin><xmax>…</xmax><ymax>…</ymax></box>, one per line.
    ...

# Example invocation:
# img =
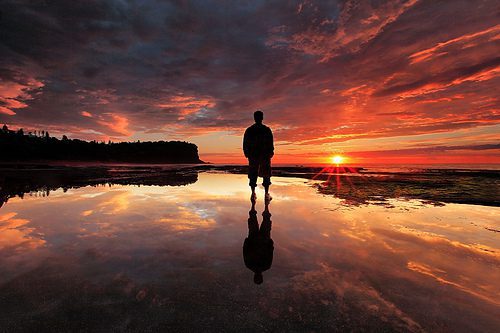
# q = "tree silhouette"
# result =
<box><xmin>0</xmin><ymin>129</ymin><xmax>203</xmax><ymax>163</ymax></box>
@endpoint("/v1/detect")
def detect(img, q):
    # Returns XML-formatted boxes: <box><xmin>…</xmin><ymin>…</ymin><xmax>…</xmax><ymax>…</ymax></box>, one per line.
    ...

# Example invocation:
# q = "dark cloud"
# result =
<box><xmin>0</xmin><ymin>0</ymin><xmax>499</xmax><ymax>162</ymax></box>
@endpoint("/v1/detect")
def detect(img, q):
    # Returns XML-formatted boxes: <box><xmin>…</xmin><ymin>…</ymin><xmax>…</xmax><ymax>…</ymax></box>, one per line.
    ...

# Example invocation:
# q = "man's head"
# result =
<box><xmin>254</xmin><ymin>272</ymin><xmax>263</xmax><ymax>284</ymax></box>
<box><xmin>254</xmin><ymin>110</ymin><xmax>263</xmax><ymax>124</ymax></box>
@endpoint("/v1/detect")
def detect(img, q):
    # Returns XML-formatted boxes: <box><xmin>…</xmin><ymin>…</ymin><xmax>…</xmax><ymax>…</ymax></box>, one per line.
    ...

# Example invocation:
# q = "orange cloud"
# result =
<box><xmin>156</xmin><ymin>94</ymin><xmax>216</xmax><ymax>120</ymax></box>
<box><xmin>98</xmin><ymin>114</ymin><xmax>131</xmax><ymax>136</ymax></box>
<box><xmin>0</xmin><ymin>77</ymin><xmax>44</xmax><ymax>115</ymax></box>
<box><xmin>409</xmin><ymin>25</ymin><xmax>500</xmax><ymax>64</ymax></box>
<box><xmin>376</xmin><ymin>57</ymin><xmax>500</xmax><ymax>99</ymax></box>
<box><xmin>81</xmin><ymin>111</ymin><xmax>93</xmax><ymax>117</ymax></box>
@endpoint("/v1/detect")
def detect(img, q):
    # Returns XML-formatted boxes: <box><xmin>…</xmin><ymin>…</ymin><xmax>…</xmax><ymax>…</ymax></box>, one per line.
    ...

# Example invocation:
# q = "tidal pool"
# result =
<box><xmin>0</xmin><ymin>172</ymin><xmax>499</xmax><ymax>332</ymax></box>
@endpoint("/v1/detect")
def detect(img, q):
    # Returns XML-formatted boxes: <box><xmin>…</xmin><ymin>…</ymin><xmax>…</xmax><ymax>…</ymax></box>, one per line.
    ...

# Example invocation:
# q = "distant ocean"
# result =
<box><xmin>272</xmin><ymin>163</ymin><xmax>500</xmax><ymax>171</ymax></box>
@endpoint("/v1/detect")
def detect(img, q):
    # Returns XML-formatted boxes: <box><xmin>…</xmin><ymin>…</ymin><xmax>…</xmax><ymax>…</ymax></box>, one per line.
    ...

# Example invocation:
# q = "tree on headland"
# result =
<box><xmin>0</xmin><ymin>129</ymin><xmax>203</xmax><ymax>163</ymax></box>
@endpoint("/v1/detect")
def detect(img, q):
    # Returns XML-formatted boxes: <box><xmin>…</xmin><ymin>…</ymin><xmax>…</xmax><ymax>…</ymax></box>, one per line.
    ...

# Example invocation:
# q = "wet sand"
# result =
<box><xmin>0</xmin><ymin>168</ymin><xmax>499</xmax><ymax>332</ymax></box>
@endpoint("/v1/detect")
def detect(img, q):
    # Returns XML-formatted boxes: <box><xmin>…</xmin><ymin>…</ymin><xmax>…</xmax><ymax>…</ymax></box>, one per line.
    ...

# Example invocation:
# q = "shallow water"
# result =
<box><xmin>0</xmin><ymin>172</ymin><xmax>499</xmax><ymax>332</ymax></box>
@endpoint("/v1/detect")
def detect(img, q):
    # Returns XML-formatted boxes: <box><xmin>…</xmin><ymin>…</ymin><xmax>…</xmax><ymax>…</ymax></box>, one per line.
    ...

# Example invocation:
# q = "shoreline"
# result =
<box><xmin>1</xmin><ymin>164</ymin><xmax>499</xmax><ymax>208</ymax></box>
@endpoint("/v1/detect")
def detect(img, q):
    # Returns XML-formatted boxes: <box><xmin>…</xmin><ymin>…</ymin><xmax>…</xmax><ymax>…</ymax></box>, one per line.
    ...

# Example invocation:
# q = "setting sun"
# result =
<box><xmin>331</xmin><ymin>155</ymin><xmax>344</xmax><ymax>165</ymax></box>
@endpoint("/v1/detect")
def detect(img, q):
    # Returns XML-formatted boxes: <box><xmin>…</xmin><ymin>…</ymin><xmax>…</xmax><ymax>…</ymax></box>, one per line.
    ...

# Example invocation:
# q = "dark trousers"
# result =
<box><xmin>248</xmin><ymin>158</ymin><xmax>271</xmax><ymax>188</ymax></box>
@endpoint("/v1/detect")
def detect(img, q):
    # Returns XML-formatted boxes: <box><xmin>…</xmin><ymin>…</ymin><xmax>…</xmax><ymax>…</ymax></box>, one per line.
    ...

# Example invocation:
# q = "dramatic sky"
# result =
<box><xmin>1</xmin><ymin>0</ymin><xmax>499</xmax><ymax>164</ymax></box>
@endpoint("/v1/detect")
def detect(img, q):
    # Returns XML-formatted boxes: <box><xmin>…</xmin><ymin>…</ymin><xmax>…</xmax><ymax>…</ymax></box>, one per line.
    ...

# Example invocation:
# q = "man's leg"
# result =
<box><xmin>248</xmin><ymin>159</ymin><xmax>258</xmax><ymax>200</ymax></box>
<box><xmin>262</xmin><ymin>159</ymin><xmax>272</xmax><ymax>201</ymax></box>
<box><xmin>263</xmin><ymin>177</ymin><xmax>271</xmax><ymax>201</ymax></box>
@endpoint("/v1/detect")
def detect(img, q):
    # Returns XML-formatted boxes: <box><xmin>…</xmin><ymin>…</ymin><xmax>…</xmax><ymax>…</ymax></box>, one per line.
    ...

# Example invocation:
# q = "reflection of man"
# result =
<box><xmin>243</xmin><ymin>110</ymin><xmax>274</xmax><ymax>202</ymax></box>
<box><xmin>243</xmin><ymin>199</ymin><xmax>274</xmax><ymax>284</ymax></box>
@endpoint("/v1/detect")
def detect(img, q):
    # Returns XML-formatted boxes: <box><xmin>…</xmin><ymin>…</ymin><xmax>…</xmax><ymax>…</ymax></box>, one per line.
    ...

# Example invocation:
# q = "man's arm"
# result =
<box><xmin>268</xmin><ymin>127</ymin><xmax>274</xmax><ymax>158</ymax></box>
<box><xmin>243</xmin><ymin>128</ymin><xmax>249</xmax><ymax>158</ymax></box>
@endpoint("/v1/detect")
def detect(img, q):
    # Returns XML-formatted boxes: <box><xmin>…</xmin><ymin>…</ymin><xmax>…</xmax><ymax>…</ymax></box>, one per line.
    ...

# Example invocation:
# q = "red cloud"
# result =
<box><xmin>81</xmin><ymin>111</ymin><xmax>93</xmax><ymax>117</ymax></box>
<box><xmin>0</xmin><ymin>76</ymin><xmax>44</xmax><ymax>115</ymax></box>
<box><xmin>97</xmin><ymin>114</ymin><xmax>131</xmax><ymax>137</ymax></box>
<box><xmin>409</xmin><ymin>25</ymin><xmax>500</xmax><ymax>64</ymax></box>
<box><xmin>156</xmin><ymin>94</ymin><xmax>216</xmax><ymax>120</ymax></box>
<box><xmin>267</xmin><ymin>0</ymin><xmax>419</xmax><ymax>62</ymax></box>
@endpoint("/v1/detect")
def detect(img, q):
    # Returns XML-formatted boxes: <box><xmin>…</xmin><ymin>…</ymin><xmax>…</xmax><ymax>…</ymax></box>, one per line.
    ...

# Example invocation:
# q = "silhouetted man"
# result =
<box><xmin>243</xmin><ymin>199</ymin><xmax>274</xmax><ymax>284</ymax></box>
<box><xmin>243</xmin><ymin>110</ymin><xmax>274</xmax><ymax>201</ymax></box>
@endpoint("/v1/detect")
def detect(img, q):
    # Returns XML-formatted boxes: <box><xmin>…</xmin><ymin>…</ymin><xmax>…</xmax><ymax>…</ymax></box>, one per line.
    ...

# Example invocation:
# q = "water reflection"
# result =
<box><xmin>243</xmin><ymin>199</ymin><xmax>274</xmax><ymax>284</ymax></box>
<box><xmin>0</xmin><ymin>172</ymin><xmax>498</xmax><ymax>332</ymax></box>
<box><xmin>0</xmin><ymin>166</ymin><xmax>198</xmax><ymax>208</ymax></box>
<box><xmin>196</xmin><ymin>165</ymin><xmax>500</xmax><ymax>207</ymax></box>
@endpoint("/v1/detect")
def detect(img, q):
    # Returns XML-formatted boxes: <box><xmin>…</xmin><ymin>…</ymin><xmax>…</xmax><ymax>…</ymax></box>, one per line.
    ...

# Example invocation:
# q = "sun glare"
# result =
<box><xmin>331</xmin><ymin>155</ymin><xmax>344</xmax><ymax>165</ymax></box>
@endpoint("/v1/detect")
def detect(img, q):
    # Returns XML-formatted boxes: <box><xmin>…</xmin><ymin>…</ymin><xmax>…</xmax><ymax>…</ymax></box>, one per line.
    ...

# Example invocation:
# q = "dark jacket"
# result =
<box><xmin>243</xmin><ymin>123</ymin><xmax>274</xmax><ymax>160</ymax></box>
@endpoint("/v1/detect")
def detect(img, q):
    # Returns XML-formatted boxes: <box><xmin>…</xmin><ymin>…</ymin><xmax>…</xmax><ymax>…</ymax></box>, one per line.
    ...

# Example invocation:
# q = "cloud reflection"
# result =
<box><xmin>0</xmin><ymin>173</ymin><xmax>498</xmax><ymax>331</ymax></box>
<box><xmin>0</xmin><ymin>212</ymin><xmax>45</xmax><ymax>251</ymax></box>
